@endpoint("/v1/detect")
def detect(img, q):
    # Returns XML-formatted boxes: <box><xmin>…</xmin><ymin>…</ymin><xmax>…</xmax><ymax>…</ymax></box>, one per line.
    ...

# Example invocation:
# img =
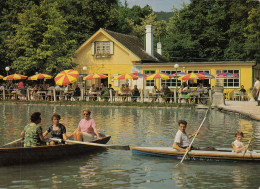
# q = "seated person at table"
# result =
<box><xmin>120</xmin><ymin>84</ymin><xmax>127</xmax><ymax>102</ymax></box>
<box><xmin>196</xmin><ymin>83</ymin><xmax>205</xmax><ymax>93</ymax></box>
<box><xmin>196</xmin><ymin>83</ymin><xmax>205</xmax><ymax>103</ymax></box>
<box><xmin>240</xmin><ymin>85</ymin><xmax>246</xmax><ymax>94</ymax></box>
<box><xmin>43</xmin><ymin>113</ymin><xmax>67</xmax><ymax>145</ymax></box>
<box><xmin>101</xmin><ymin>84</ymin><xmax>109</xmax><ymax>101</ymax></box>
<box><xmin>164</xmin><ymin>85</ymin><xmax>172</xmax><ymax>103</ymax></box>
<box><xmin>172</xmin><ymin>120</ymin><xmax>198</xmax><ymax>152</ymax></box>
<box><xmin>21</xmin><ymin>112</ymin><xmax>44</xmax><ymax>147</ymax></box>
<box><xmin>108</xmin><ymin>84</ymin><xmax>115</xmax><ymax>95</ymax></box>
<box><xmin>131</xmin><ymin>85</ymin><xmax>140</xmax><ymax>102</ymax></box>
<box><xmin>232</xmin><ymin>131</ymin><xmax>249</xmax><ymax>153</ymax></box>
<box><xmin>89</xmin><ymin>84</ymin><xmax>97</xmax><ymax>101</ymax></box>
<box><xmin>178</xmin><ymin>84</ymin><xmax>185</xmax><ymax>103</ymax></box>
<box><xmin>151</xmin><ymin>85</ymin><xmax>159</xmax><ymax>102</ymax></box>
<box><xmin>182</xmin><ymin>85</ymin><xmax>192</xmax><ymax>104</ymax></box>
<box><xmin>73</xmin><ymin>85</ymin><xmax>81</xmax><ymax>100</ymax></box>
<box><xmin>69</xmin><ymin>108</ymin><xmax>101</xmax><ymax>141</ymax></box>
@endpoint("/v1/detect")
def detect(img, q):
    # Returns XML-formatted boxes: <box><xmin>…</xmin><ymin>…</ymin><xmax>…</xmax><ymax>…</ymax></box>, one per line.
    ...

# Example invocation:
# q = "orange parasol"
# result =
<box><xmin>28</xmin><ymin>74</ymin><xmax>53</xmax><ymax>80</ymax></box>
<box><xmin>54</xmin><ymin>69</ymin><xmax>79</xmax><ymax>86</ymax></box>
<box><xmin>83</xmin><ymin>73</ymin><xmax>108</xmax><ymax>80</ymax></box>
<box><xmin>3</xmin><ymin>74</ymin><xmax>27</xmax><ymax>80</ymax></box>
<box><xmin>0</xmin><ymin>75</ymin><xmax>3</xmax><ymax>79</ymax></box>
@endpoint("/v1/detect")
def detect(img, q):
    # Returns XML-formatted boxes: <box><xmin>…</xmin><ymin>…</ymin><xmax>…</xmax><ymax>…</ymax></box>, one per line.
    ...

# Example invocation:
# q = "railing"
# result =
<box><xmin>0</xmin><ymin>88</ymin><xmax>212</xmax><ymax>104</ymax></box>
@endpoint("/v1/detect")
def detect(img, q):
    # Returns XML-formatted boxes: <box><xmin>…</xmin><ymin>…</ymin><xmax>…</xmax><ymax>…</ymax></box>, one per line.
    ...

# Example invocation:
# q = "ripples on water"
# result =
<box><xmin>0</xmin><ymin>104</ymin><xmax>260</xmax><ymax>188</ymax></box>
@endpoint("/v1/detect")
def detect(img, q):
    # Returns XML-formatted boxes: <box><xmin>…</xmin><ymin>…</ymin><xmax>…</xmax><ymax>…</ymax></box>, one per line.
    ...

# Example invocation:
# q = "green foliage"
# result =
<box><xmin>5</xmin><ymin>1</ymin><xmax>76</xmax><ymax>75</ymax></box>
<box><xmin>0</xmin><ymin>0</ymin><xmax>259</xmax><ymax>77</ymax></box>
<box><xmin>155</xmin><ymin>11</ymin><xmax>174</xmax><ymax>22</ymax></box>
<box><xmin>164</xmin><ymin>0</ymin><xmax>259</xmax><ymax>62</ymax></box>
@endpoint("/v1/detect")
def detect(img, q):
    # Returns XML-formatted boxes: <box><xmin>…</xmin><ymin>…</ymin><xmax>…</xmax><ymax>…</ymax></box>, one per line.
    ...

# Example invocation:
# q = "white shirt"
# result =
<box><xmin>174</xmin><ymin>130</ymin><xmax>190</xmax><ymax>148</ymax></box>
<box><xmin>233</xmin><ymin>140</ymin><xmax>244</xmax><ymax>153</ymax></box>
<box><xmin>254</xmin><ymin>80</ymin><xmax>260</xmax><ymax>88</ymax></box>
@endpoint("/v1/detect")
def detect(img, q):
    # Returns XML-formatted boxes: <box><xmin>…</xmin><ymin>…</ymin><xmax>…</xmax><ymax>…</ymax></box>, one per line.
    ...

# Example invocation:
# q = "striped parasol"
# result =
<box><xmin>130</xmin><ymin>73</ymin><xmax>147</xmax><ymax>78</ymax></box>
<box><xmin>114</xmin><ymin>74</ymin><xmax>138</xmax><ymax>80</ymax></box>
<box><xmin>83</xmin><ymin>73</ymin><xmax>108</xmax><ymax>80</ymax></box>
<box><xmin>171</xmin><ymin>72</ymin><xmax>187</xmax><ymax>77</ymax></box>
<box><xmin>178</xmin><ymin>73</ymin><xmax>205</xmax><ymax>81</ymax></box>
<box><xmin>54</xmin><ymin>69</ymin><xmax>79</xmax><ymax>86</ymax></box>
<box><xmin>216</xmin><ymin>72</ymin><xmax>239</xmax><ymax>78</ymax></box>
<box><xmin>145</xmin><ymin>73</ymin><xmax>172</xmax><ymax>80</ymax></box>
<box><xmin>3</xmin><ymin>74</ymin><xmax>27</xmax><ymax>80</ymax></box>
<box><xmin>28</xmin><ymin>74</ymin><xmax>53</xmax><ymax>80</ymax></box>
<box><xmin>198</xmin><ymin>72</ymin><xmax>215</xmax><ymax>79</ymax></box>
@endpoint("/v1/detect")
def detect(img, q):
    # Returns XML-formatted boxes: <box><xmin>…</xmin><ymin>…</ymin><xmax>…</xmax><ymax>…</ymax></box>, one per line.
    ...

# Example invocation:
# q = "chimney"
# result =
<box><xmin>157</xmin><ymin>42</ymin><xmax>162</xmax><ymax>55</ymax></box>
<box><xmin>145</xmin><ymin>25</ymin><xmax>154</xmax><ymax>57</ymax></box>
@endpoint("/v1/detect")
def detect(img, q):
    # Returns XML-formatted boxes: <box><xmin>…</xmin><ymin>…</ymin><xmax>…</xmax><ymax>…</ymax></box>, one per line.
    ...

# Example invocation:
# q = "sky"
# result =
<box><xmin>125</xmin><ymin>0</ymin><xmax>190</xmax><ymax>12</ymax></box>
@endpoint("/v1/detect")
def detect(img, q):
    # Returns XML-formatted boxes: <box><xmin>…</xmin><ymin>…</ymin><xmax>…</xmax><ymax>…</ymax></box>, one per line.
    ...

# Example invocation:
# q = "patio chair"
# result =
<box><xmin>232</xmin><ymin>90</ymin><xmax>241</xmax><ymax>101</ymax></box>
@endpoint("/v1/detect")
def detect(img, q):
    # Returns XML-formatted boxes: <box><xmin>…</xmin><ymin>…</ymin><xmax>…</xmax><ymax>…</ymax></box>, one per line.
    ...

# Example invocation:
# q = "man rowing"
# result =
<box><xmin>172</xmin><ymin>120</ymin><xmax>198</xmax><ymax>152</ymax></box>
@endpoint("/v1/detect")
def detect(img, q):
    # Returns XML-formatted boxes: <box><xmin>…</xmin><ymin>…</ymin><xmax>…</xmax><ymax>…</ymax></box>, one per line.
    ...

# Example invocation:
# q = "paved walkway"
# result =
<box><xmin>218</xmin><ymin>100</ymin><xmax>260</xmax><ymax>121</ymax></box>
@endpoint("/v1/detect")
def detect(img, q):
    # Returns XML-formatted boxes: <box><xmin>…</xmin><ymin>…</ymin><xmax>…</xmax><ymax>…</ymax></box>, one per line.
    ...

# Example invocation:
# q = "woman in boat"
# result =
<box><xmin>69</xmin><ymin>108</ymin><xmax>101</xmax><ymax>141</ymax></box>
<box><xmin>232</xmin><ymin>131</ymin><xmax>249</xmax><ymax>153</ymax></box>
<box><xmin>172</xmin><ymin>120</ymin><xmax>197</xmax><ymax>152</ymax></box>
<box><xmin>43</xmin><ymin>113</ymin><xmax>67</xmax><ymax>145</ymax></box>
<box><xmin>21</xmin><ymin>112</ymin><xmax>44</xmax><ymax>147</ymax></box>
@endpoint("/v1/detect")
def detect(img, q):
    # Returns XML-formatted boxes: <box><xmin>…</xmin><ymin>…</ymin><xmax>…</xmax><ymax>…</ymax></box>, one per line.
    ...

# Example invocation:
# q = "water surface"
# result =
<box><xmin>0</xmin><ymin>104</ymin><xmax>260</xmax><ymax>188</ymax></box>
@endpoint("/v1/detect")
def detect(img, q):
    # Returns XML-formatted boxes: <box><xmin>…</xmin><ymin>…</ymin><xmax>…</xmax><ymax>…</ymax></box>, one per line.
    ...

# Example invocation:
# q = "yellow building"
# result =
<box><xmin>73</xmin><ymin>26</ymin><xmax>256</xmax><ymax>99</ymax></box>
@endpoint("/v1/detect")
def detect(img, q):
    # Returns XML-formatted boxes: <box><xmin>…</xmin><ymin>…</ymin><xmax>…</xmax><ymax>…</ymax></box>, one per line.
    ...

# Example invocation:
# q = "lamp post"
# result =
<box><xmin>174</xmin><ymin>64</ymin><xmax>179</xmax><ymax>103</ymax></box>
<box><xmin>5</xmin><ymin>66</ymin><xmax>10</xmax><ymax>76</ymax></box>
<box><xmin>83</xmin><ymin>66</ymin><xmax>87</xmax><ymax>98</ymax></box>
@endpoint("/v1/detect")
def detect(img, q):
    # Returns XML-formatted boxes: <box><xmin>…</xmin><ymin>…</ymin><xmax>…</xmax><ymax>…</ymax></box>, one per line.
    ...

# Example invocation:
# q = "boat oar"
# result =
<box><xmin>0</xmin><ymin>138</ymin><xmax>23</xmax><ymax>147</ymax></box>
<box><xmin>243</xmin><ymin>137</ymin><xmax>253</xmax><ymax>157</ymax></box>
<box><xmin>50</xmin><ymin>138</ymin><xmax>130</xmax><ymax>150</ymax></box>
<box><xmin>176</xmin><ymin>108</ymin><xmax>210</xmax><ymax>167</ymax></box>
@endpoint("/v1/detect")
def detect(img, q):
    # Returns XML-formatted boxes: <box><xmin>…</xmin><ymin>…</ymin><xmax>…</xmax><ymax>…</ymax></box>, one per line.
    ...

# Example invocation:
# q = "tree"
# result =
<box><xmin>5</xmin><ymin>1</ymin><xmax>76</xmax><ymax>75</ymax></box>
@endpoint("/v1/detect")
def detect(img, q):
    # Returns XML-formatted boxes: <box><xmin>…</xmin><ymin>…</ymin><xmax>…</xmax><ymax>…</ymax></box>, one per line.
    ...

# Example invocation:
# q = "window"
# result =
<box><xmin>187</xmin><ymin>70</ymin><xmax>211</xmax><ymax>88</ymax></box>
<box><xmin>215</xmin><ymin>69</ymin><xmax>240</xmax><ymax>88</ymax></box>
<box><xmin>144</xmin><ymin>70</ymin><xmax>155</xmax><ymax>86</ymax></box>
<box><xmin>161</xmin><ymin>70</ymin><xmax>181</xmax><ymax>88</ymax></box>
<box><xmin>92</xmin><ymin>41</ymin><xmax>113</xmax><ymax>58</ymax></box>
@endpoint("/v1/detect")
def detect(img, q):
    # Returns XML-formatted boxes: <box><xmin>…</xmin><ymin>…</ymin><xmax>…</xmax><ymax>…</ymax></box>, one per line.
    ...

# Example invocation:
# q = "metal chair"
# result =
<box><xmin>232</xmin><ymin>90</ymin><xmax>241</xmax><ymax>101</ymax></box>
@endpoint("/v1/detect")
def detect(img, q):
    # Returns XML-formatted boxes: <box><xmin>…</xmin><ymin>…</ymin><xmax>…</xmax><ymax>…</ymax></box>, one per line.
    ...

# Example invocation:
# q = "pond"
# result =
<box><xmin>0</xmin><ymin>104</ymin><xmax>260</xmax><ymax>188</ymax></box>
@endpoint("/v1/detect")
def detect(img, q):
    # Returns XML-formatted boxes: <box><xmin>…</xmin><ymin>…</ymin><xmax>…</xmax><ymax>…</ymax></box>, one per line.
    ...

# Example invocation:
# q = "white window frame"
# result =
<box><xmin>96</xmin><ymin>41</ymin><xmax>110</xmax><ymax>53</ymax></box>
<box><xmin>160</xmin><ymin>70</ymin><xmax>181</xmax><ymax>88</ymax></box>
<box><xmin>144</xmin><ymin>70</ymin><xmax>155</xmax><ymax>87</ymax></box>
<box><xmin>215</xmin><ymin>69</ymin><xmax>240</xmax><ymax>88</ymax></box>
<box><xmin>186</xmin><ymin>70</ymin><xmax>211</xmax><ymax>88</ymax></box>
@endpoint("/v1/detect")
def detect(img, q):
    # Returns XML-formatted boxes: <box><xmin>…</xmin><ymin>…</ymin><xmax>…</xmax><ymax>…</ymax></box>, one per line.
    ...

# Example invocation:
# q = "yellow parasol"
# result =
<box><xmin>54</xmin><ymin>69</ymin><xmax>79</xmax><ymax>86</ymax></box>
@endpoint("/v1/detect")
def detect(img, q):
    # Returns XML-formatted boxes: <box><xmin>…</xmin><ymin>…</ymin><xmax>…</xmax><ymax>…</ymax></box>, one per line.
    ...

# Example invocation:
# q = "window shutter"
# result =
<box><xmin>110</xmin><ymin>42</ymin><xmax>114</xmax><ymax>54</ymax></box>
<box><xmin>91</xmin><ymin>42</ymin><xmax>95</xmax><ymax>55</ymax></box>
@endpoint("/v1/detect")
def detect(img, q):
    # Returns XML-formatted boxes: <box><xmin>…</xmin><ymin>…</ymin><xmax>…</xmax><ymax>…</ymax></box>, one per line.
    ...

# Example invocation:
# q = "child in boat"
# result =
<box><xmin>43</xmin><ymin>113</ymin><xmax>67</xmax><ymax>145</ymax></box>
<box><xmin>232</xmin><ymin>131</ymin><xmax>249</xmax><ymax>153</ymax></box>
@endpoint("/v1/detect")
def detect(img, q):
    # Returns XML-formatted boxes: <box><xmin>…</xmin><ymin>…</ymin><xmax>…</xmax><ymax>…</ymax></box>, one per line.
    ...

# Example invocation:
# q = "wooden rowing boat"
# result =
<box><xmin>0</xmin><ymin>135</ymin><xmax>111</xmax><ymax>166</ymax></box>
<box><xmin>131</xmin><ymin>147</ymin><xmax>260</xmax><ymax>162</ymax></box>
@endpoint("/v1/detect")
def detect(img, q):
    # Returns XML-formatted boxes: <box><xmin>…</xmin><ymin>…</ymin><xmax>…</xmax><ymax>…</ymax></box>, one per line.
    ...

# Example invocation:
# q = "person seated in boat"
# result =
<box><xmin>172</xmin><ymin>120</ymin><xmax>198</xmax><ymax>152</ymax></box>
<box><xmin>21</xmin><ymin>112</ymin><xmax>44</xmax><ymax>147</ymax></box>
<box><xmin>69</xmin><ymin>108</ymin><xmax>101</xmax><ymax>142</ymax></box>
<box><xmin>232</xmin><ymin>131</ymin><xmax>249</xmax><ymax>153</ymax></box>
<box><xmin>43</xmin><ymin>113</ymin><xmax>67</xmax><ymax>145</ymax></box>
